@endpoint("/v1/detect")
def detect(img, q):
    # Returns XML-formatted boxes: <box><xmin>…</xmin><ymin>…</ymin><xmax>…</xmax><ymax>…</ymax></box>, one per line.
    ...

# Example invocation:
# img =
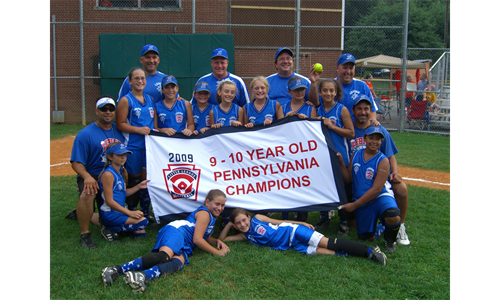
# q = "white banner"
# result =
<box><xmin>146</xmin><ymin>117</ymin><xmax>347</xmax><ymax>223</ymax></box>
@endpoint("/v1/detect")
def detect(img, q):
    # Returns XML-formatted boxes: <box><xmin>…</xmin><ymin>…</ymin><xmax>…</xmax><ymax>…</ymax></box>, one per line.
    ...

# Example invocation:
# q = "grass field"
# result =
<box><xmin>49</xmin><ymin>126</ymin><xmax>451</xmax><ymax>299</ymax></box>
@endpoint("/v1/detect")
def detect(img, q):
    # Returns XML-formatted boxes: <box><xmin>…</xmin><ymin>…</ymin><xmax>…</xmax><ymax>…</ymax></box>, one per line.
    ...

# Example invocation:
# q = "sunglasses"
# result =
<box><xmin>99</xmin><ymin>106</ymin><xmax>116</xmax><ymax>112</ymax></box>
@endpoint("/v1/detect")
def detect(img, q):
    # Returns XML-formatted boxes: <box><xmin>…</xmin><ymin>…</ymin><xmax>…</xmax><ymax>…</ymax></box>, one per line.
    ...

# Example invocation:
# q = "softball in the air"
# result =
<box><xmin>313</xmin><ymin>63</ymin><xmax>323</xmax><ymax>73</ymax></box>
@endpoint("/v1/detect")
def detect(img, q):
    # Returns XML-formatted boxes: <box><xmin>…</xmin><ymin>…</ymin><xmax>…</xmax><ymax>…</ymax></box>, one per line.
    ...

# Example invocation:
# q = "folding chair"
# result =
<box><xmin>406</xmin><ymin>100</ymin><xmax>428</xmax><ymax>130</ymax></box>
<box><xmin>374</xmin><ymin>97</ymin><xmax>391</xmax><ymax>123</ymax></box>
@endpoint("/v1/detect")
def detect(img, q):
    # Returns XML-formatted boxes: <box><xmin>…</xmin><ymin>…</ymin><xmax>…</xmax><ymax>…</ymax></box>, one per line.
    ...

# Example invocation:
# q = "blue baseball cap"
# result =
<box><xmin>211</xmin><ymin>48</ymin><xmax>228</xmax><ymax>59</ymax></box>
<box><xmin>106</xmin><ymin>143</ymin><xmax>133</xmax><ymax>156</ymax></box>
<box><xmin>353</xmin><ymin>94</ymin><xmax>372</xmax><ymax>107</ymax></box>
<box><xmin>288</xmin><ymin>77</ymin><xmax>307</xmax><ymax>91</ymax></box>
<box><xmin>337</xmin><ymin>53</ymin><xmax>356</xmax><ymax>66</ymax></box>
<box><xmin>194</xmin><ymin>81</ymin><xmax>211</xmax><ymax>93</ymax></box>
<box><xmin>364</xmin><ymin>126</ymin><xmax>385</xmax><ymax>138</ymax></box>
<box><xmin>162</xmin><ymin>75</ymin><xmax>178</xmax><ymax>87</ymax></box>
<box><xmin>275</xmin><ymin>47</ymin><xmax>294</xmax><ymax>61</ymax></box>
<box><xmin>141</xmin><ymin>44</ymin><xmax>159</xmax><ymax>56</ymax></box>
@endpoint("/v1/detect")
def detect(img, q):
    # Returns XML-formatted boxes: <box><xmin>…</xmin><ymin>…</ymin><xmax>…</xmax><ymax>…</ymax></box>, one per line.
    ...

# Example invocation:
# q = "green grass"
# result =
<box><xmin>391</xmin><ymin>132</ymin><xmax>450</xmax><ymax>172</ymax></box>
<box><xmin>51</xmin><ymin>125</ymin><xmax>85</xmax><ymax>140</ymax></box>
<box><xmin>50</xmin><ymin>126</ymin><xmax>450</xmax><ymax>299</ymax></box>
<box><xmin>51</xmin><ymin>176</ymin><xmax>449</xmax><ymax>299</ymax></box>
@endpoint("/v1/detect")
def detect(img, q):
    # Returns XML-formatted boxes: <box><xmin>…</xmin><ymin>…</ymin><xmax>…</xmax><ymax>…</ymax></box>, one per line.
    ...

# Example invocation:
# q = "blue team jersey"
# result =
<box><xmin>349</xmin><ymin>125</ymin><xmax>398</xmax><ymax>159</ymax></box>
<box><xmin>266</xmin><ymin>72</ymin><xmax>311</xmax><ymax>106</ymax></box>
<box><xmin>351</xmin><ymin>149</ymin><xmax>391</xmax><ymax>203</ymax></box>
<box><xmin>70</xmin><ymin>122</ymin><xmax>124</xmax><ymax>176</ymax></box>
<box><xmin>118</xmin><ymin>71</ymin><xmax>167</xmax><ymax>104</ymax></box>
<box><xmin>192</xmin><ymin>103</ymin><xmax>213</xmax><ymax>131</ymax></box>
<box><xmin>162</xmin><ymin>205</ymin><xmax>216</xmax><ymax>252</ymax></box>
<box><xmin>337</xmin><ymin>78</ymin><xmax>378</xmax><ymax>117</ymax></box>
<box><xmin>317</xmin><ymin>102</ymin><xmax>350</xmax><ymax>166</ymax></box>
<box><xmin>244</xmin><ymin>217</ymin><xmax>299</xmax><ymax>251</ymax></box>
<box><xmin>155</xmin><ymin>100</ymin><xmax>188</xmax><ymax>131</ymax></box>
<box><xmin>282</xmin><ymin>102</ymin><xmax>314</xmax><ymax>117</ymax></box>
<box><xmin>191</xmin><ymin>73</ymin><xmax>250</xmax><ymax>107</ymax></box>
<box><xmin>98</xmin><ymin>165</ymin><xmax>127</xmax><ymax>212</ymax></box>
<box><xmin>121</xmin><ymin>92</ymin><xmax>155</xmax><ymax>150</ymax></box>
<box><xmin>244</xmin><ymin>98</ymin><xmax>278</xmax><ymax>125</ymax></box>
<box><xmin>212</xmin><ymin>103</ymin><xmax>240</xmax><ymax>127</ymax></box>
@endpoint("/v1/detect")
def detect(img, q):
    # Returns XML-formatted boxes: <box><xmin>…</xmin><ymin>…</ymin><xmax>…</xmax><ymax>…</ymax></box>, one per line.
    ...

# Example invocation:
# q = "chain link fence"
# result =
<box><xmin>50</xmin><ymin>0</ymin><xmax>450</xmax><ymax>134</ymax></box>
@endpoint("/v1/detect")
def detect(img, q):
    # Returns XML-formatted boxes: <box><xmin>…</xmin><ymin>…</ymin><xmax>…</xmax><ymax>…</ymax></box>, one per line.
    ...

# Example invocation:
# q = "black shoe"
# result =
<box><xmin>65</xmin><ymin>208</ymin><xmax>77</xmax><ymax>220</ymax></box>
<box><xmin>102</xmin><ymin>265</ymin><xmax>121</xmax><ymax>286</ymax></box>
<box><xmin>368</xmin><ymin>246</ymin><xmax>387</xmax><ymax>265</ymax></box>
<box><xmin>101</xmin><ymin>226</ymin><xmax>120</xmax><ymax>242</ymax></box>
<box><xmin>337</xmin><ymin>222</ymin><xmax>349</xmax><ymax>238</ymax></box>
<box><xmin>315</xmin><ymin>218</ymin><xmax>331</xmax><ymax>229</ymax></box>
<box><xmin>385</xmin><ymin>241</ymin><xmax>397</xmax><ymax>254</ymax></box>
<box><xmin>146</xmin><ymin>215</ymin><xmax>159</xmax><ymax>228</ymax></box>
<box><xmin>80</xmin><ymin>233</ymin><xmax>97</xmax><ymax>249</ymax></box>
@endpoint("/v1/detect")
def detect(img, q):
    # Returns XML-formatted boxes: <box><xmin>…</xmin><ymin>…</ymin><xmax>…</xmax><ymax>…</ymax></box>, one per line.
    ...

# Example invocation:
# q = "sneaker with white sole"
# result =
<box><xmin>102</xmin><ymin>266</ymin><xmax>121</xmax><ymax>286</ymax></box>
<box><xmin>397</xmin><ymin>223</ymin><xmax>410</xmax><ymax>245</ymax></box>
<box><xmin>124</xmin><ymin>271</ymin><xmax>148</xmax><ymax>294</ymax></box>
<box><xmin>368</xmin><ymin>245</ymin><xmax>387</xmax><ymax>265</ymax></box>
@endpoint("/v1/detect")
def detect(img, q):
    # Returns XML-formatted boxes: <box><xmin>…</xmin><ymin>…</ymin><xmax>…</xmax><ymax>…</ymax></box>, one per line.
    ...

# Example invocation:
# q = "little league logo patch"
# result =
<box><xmin>175</xmin><ymin>112</ymin><xmax>184</xmax><ymax>123</ymax></box>
<box><xmin>255</xmin><ymin>225</ymin><xmax>266</xmax><ymax>236</ymax></box>
<box><xmin>163</xmin><ymin>164</ymin><xmax>201</xmax><ymax>199</ymax></box>
<box><xmin>366</xmin><ymin>167</ymin><xmax>375</xmax><ymax>180</ymax></box>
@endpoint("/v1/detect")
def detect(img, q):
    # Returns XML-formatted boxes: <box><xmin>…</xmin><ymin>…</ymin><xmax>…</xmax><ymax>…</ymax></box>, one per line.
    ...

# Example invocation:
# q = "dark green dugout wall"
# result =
<box><xmin>99</xmin><ymin>33</ymin><xmax>235</xmax><ymax>100</ymax></box>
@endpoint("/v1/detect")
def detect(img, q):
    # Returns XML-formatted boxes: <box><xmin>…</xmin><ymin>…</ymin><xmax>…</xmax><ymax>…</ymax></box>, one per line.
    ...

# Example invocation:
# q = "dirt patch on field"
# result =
<box><xmin>51</xmin><ymin>136</ymin><xmax>450</xmax><ymax>191</ymax></box>
<box><xmin>397</xmin><ymin>166</ymin><xmax>450</xmax><ymax>191</ymax></box>
<box><xmin>51</xmin><ymin>135</ymin><xmax>77</xmax><ymax>177</ymax></box>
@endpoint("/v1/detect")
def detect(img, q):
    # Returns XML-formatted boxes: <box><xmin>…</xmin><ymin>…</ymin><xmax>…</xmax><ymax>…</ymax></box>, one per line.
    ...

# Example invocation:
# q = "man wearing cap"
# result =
<box><xmin>191</xmin><ymin>48</ymin><xmax>249</xmax><ymax>107</ymax></box>
<box><xmin>69</xmin><ymin>95</ymin><xmax>125</xmax><ymax>248</ymax></box>
<box><xmin>118</xmin><ymin>44</ymin><xmax>167</xmax><ymax>104</ymax></box>
<box><xmin>336</xmin><ymin>53</ymin><xmax>378</xmax><ymax>120</ymax></box>
<box><xmin>347</xmin><ymin>94</ymin><xmax>410</xmax><ymax>246</ymax></box>
<box><xmin>267</xmin><ymin>47</ymin><xmax>311</xmax><ymax>106</ymax></box>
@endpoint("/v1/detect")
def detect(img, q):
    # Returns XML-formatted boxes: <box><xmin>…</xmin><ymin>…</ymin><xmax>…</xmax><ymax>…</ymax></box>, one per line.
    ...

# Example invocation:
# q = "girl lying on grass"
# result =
<box><xmin>101</xmin><ymin>189</ymin><xmax>231</xmax><ymax>294</ymax></box>
<box><xmin>219</xmin><ymin>208</ymin><xmax>387</xmax><ymax>265</ymax></box>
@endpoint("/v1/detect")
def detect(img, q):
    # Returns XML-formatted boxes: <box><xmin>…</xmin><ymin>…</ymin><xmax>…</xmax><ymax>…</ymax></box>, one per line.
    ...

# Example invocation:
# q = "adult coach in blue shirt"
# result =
<box><xmin>267</xmin><ymin>47</ymin><xmax>311</xmax><ymax>106</ymax></box>
<box><xmin>70</xmin><ymin>96</ymin><xmax>125</xmax><ymax>248</ymax></box>
<box><xmin>191</xmin><ymin>48</ymin><xmax>250</xmax><ymax>107</ymax></box>
<box><xmin>118</xmin><ymin>44</ymin><xmax>167</xmax><ymax>104</ymax></box>
<box><xmin>335</xmin><ymin>53</ymin><xmax>378</xmax><ymax>120</ymax></box>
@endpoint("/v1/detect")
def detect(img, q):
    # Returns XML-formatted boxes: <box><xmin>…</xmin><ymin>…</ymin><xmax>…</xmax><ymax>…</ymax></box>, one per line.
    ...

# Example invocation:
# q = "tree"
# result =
<box><xmin>344</xmin><ymin>0</ymin><xmax>449</xmax><ymax>63</ymax></box>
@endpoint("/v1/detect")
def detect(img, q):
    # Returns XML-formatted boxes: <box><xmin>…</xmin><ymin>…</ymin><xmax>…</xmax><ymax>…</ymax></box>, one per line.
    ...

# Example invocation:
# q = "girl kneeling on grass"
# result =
<box><xmin>97</xmin><ymin>142</ymin><xmax>150</xmax><ymax>241</ymax></box>
<box><xmin>219</xmin><ymin>208</ymin><xmax>386</xmax><ymax>265</ymax></box>
<box><xmin>101</xmin><ymin>189</ymin><xmax>231</xmax><ymax>294</ymax></box>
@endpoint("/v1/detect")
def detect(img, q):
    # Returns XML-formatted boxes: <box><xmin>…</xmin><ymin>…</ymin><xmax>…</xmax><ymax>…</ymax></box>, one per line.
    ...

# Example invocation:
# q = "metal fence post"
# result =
<box><xmin>192</xmin><ymin>0</ymin><xmax>195</xmax><ymax>33</ymax></box>
<box><xmin>399</xmin><ymin>0</ymin><xmax>410</xmax><ymax>132</ymax></box>
<box><xmin>295</xmin><ymin>0</ymin><xmax>301</xmax><ymax>73</ymax></box>
<box><xmin>80</xmin><ymin>0</ymin><xmax>86</xmax><ymax>125</ymax></box>
<box><xmin>52</xmin><ymin>15</ymin><xmax>58</xmax><ymax>111</ymax></box>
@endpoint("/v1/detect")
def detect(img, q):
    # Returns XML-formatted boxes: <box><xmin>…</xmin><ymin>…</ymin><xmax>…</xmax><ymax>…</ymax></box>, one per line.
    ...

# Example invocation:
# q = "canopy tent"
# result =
<box><xmin>355</xmin><ymin>54</ymin><xmax>426</xmax><ymax>69</ymax></box>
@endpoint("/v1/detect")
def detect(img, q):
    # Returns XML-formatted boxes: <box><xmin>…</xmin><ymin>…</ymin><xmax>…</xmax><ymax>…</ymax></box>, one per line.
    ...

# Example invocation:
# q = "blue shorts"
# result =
<box><xmin>100</xmin><ymin>210</ymin><xmax>129</xmax><ymax>228</ymax></box>
<box><xmin>124</xmin><ymin>148</ymin><xmax>146</xmax><ymax>175</ymax></box>
<box><xmin>152</xmin><ymin>225</ymin><xmax>192</xmax><ymax>264</ymax></box>
<box><xmin>290</xmin><ymin>225</ymin><xmax>324</xmax><ymax>255</ymax></box>
<box><xmin>354</xmin><ymin>194</ymin><xmax>399</xmax><ymax>236</ymax></box>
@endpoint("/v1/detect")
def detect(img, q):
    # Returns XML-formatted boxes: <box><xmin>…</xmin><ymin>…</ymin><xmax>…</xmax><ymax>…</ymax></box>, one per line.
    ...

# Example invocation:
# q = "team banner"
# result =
<box><xmin>146</xmin><ymin>117</ymin><xmax>347</xmax><ymax>223</ymax></box>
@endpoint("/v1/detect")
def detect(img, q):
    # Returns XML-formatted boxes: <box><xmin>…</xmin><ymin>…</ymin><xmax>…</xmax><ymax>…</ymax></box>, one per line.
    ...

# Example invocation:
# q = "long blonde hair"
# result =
<box><xmin>98</xmin><ymin>142</ymin><xmax>129</xmax><ymax>184</ymax></box>
<box><xmin>249</xmin><ymin>76</ymin><xmax>270</xmax><ymax>101</ymax></box>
